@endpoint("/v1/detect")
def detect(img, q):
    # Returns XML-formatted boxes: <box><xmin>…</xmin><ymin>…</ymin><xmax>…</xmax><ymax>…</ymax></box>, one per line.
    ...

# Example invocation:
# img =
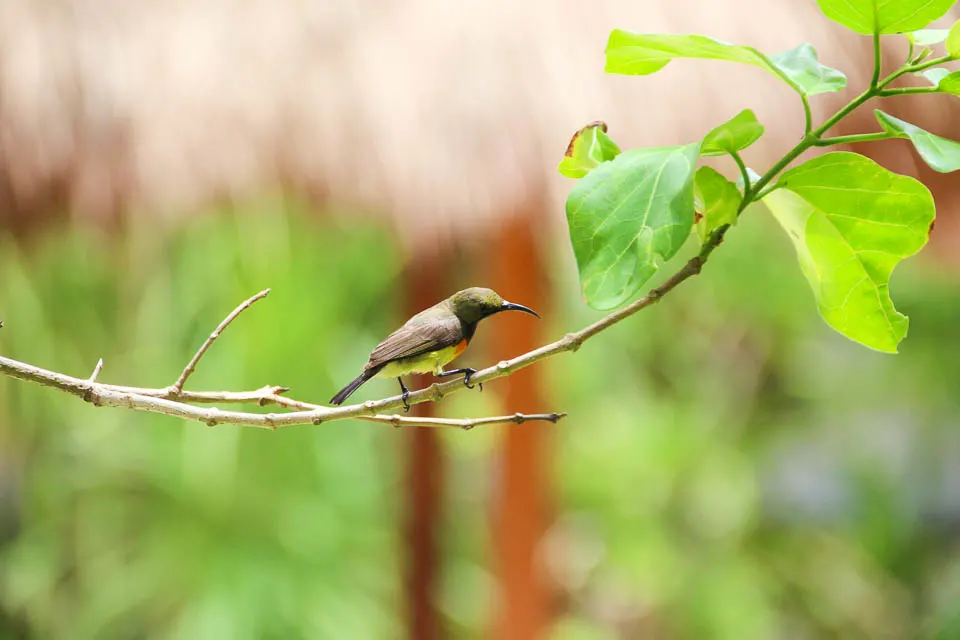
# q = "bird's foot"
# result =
<box><xmin>401</xmin><ymin>389</ymin><xmax>411</xmax><ymax>412</ymax></box>
<box><xmin>462</xmin><ymin>368</ymin><xmax>482</xmax><ymax>392</ymax></box>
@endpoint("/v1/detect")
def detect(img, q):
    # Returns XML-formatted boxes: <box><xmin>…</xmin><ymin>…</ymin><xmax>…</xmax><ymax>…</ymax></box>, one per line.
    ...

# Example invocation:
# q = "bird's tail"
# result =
<box><xmin>329</xmin><ymin>368</ymin><xmax>378</xmax><ymax>405</ymax></box>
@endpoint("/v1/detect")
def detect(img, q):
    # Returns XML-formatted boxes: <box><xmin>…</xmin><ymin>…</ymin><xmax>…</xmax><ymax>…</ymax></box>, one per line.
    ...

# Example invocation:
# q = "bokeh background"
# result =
<box><xmin>2</xmin><ymin>1</ymin><xmax>960</xmax><ymax>638</ymax></box>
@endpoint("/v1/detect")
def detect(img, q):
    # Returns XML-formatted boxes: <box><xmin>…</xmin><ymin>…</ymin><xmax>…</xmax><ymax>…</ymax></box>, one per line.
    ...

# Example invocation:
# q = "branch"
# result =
<box><xmin>0</xmin><ymin>238</ymin><xmax>714</xmax><ymax>429</ymax></box>
<box><xmin>170</xmin><ymin>288</ymin><xmax>271</xmax><ymax>394</ymax></box>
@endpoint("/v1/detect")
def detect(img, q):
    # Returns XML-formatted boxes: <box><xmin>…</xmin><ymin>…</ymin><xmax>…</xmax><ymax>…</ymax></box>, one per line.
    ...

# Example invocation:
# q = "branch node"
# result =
<box><xmin>497</xmin><ymin>360</ymin><xmax>511</xmax><ymax>371</ymax></box>
<box><xmin>513</xmin><ymin>412</ymin><xmax>524</xmax><ymax>424</ymax></box>
<box><xmin>312</xmin><ymin>416</ymin><xmax>323</xmax><ymax>426</ymax></box>
<box><xmin>563</xmin><ymin>333</ymin><xmax>583</xmax><ymax>352</ymax></box>
<box><xmin>81</xmin><ymin>384</ymin><xmax>97</xmax><ymax>405</ymax></box>
<box><xmin>205</xmin><ymin>408</ymin><xmax>221</xmax><ymax>427</ymax></box>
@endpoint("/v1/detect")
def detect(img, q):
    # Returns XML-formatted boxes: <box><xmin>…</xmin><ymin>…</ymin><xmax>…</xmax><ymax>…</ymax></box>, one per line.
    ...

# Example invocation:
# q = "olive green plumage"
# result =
<box><xmin>329</xmin><ymin>287</ymin><xmax>538</xmax><ymax>406</ymax></box>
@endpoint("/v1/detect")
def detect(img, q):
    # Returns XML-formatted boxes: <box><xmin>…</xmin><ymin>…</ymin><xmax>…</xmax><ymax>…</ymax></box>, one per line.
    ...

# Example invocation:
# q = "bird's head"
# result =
<box><xmin>449</xmin><ymin>287</ymin><xmax>540</xmax><ymax>324</ymax></box>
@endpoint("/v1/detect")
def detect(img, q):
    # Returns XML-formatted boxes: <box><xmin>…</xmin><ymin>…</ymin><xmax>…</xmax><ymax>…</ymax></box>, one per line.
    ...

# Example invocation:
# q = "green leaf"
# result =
<box><xmin>694</xmin><ymin>167</ymin><xmax>740</xmax><ymax>242</ymax></box>
<box><xmin>768</xmin><ymin>43</ymin><xmax>848</xmax><ymax>95</ymax></box>
<box><xmin>921</xmin><ymin>69</ymin><xmax>960</xmax><ymax>95</ymax></box>
<box><xmin>566</xmin><ymin>144</ymin><xmax>700</xmax><ymax>309</ymax></box>
<box><xmin>558</xmin><ymin>121</ymin><xmax>622</xmax><ymax>179</ymax></box>
<box><xmin>701</xmin><ymin>110</ymin><xmax>765</xmax><ymax>157</ymax></box>
<box><xmin>875</xmin><ymin>110</ymin><xmax>960</xmax><ymax>173</ymax></box>
<box><xmin>766</xmin><ymin>152</ymin><xmax>934</xmax><ymax>352</ymax></box>
<box><xmin>939</xmin><ymin>71</ymin><xmax>960</xmax><ymax>95</ymax></box>
<box><xmin>907</xmin><ymin>28</ymin><xmax>950</xmax><ymax>45</ymax></box>
<box><xmin>605</xmin><ymin>32</ymin><xmax>845</xmax><ymax>96</ymax></box>
<box><xmin>815</xmin><ymin>0</ymin><xmax>956</xmax><ymax>35</ymax></box>
<box><xmin>948</xmin><ymin>19</ymin><xmax>960</xmax><ymax>58</ymax></box>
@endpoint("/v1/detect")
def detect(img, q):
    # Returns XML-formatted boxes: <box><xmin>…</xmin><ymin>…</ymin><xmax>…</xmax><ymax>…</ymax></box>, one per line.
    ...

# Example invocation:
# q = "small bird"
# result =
<box><xmin>329</xmin><ymin>287</ymin><xmax>539</xmax><ymax>408</ymax></box>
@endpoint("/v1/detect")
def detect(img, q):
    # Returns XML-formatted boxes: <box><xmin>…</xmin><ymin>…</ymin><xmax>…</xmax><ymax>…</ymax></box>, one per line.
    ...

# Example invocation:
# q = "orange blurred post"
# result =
<box><xmin>488</xmin><ymin>213</ymin><xmax>554</xmax><ymax>640</ymax></box>
<box><xmin>403</xmin><ymin>257</ymin><xmax>447</xmax><ymax>640</ymax></box>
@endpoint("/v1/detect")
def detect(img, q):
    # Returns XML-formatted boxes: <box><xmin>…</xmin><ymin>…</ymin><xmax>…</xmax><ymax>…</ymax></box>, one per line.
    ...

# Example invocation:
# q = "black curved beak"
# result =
<box><xmin>500</xmin><ymin>301</ymin><xmax>540</xmax><ymax>319</ymax></box>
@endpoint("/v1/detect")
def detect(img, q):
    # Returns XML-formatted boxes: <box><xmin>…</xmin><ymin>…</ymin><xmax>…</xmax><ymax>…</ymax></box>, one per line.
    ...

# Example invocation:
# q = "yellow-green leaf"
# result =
<box><xmin>694</xmin><ymin>167</ymin><xmax>740</xmax><ymax>242</ymax></box>
<box><xmin>815</xmin><ymin>0</ymin><xmax>956</xmax><ymax>35</ymax></box>
<box><xmin>948</xmin><ymin>19</ymin><xmax>960</xmax><ymax>58</ymax></box>
<box><xmin>875</xmin><ymin>110</ymin><xmax>960</xmax><ymax>173</ymax></box>
<box><xmin>558</xmin><ymin>121</ymin><xmax>622</xmax><ymax>179</ymax></box>
<box><xmin>701</xmin><ymin>110</ymin><xmax>764</xmax><ymax>157</ymax></box>
<box><xmin>766</xmin><ymin>152</ymin><xmax>934</xmax><ymax>353</ymax></box>
<box><xmin>605</xmin><ymin>33</ymin><xmax>845</xmax><ymax>96</ymax></box>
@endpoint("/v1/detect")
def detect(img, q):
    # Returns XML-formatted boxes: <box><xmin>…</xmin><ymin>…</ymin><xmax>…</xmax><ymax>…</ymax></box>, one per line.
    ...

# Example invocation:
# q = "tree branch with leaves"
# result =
<box><xmin>1</xmin><ymin>0</ymin><xmax>958</xmax><ymax>429</ymax></box>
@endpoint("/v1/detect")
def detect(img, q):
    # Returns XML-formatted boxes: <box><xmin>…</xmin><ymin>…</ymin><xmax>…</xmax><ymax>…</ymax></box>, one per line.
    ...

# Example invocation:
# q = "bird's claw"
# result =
<box><xmin>401</xmin><ymin>389</ymin><xmax>411</xmax><ymax>412</ymax></box>
<box><xmin>462</xmin><ymin>368</ymin><xmax>482</xmax><ymax>392</ymax></box>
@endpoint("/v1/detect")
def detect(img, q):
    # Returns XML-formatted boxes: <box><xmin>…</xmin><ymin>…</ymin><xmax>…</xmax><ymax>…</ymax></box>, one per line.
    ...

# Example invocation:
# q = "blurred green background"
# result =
<box><xmin>2</xmin><ymin>196</ymin><xmax>960</xmax><ymax>639</ymax></box>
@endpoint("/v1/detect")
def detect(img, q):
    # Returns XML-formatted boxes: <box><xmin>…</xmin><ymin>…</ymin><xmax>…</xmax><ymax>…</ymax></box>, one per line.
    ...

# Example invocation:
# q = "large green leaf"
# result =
<box><xmin>948</xmin><ymin>19</ymin><xmax>960</xmax><ymax>58</ymax></box>
<box><xmin>694</xmin><ymin>167</ymin><xmax>740</xmax><ymax>242</ymax></box>
<box><xmin>558</xmin><ymin>121</ymin><xmax>622</xmax><ymax>179</ymax></box>
<box><xmin>815</xmin><ymin>0</ymin><xmax>956</xmax><ymax>35</ymax></box>
<box><xmin>701</xmin><ymin>110</ymin><xmax>764</xmax><ymax>157</ymax></box>
<box><xmin>566</xmin><ymin>144</ymin><xmax>700</xmax><ymax>309</ymax></box>
<box><xmin>766</xmin><ymin>152</ymin><xmax>934</xmax><ymax>352</ymax></box>
<box><xmin>875</xmin><ymin>110</ymin><xmax>960</xmax><ymax>173</ymax></box>
<box><xmin>605</xmin><ymin>32</ymin><xmax>845</xmax><ymax>96</ymax></box>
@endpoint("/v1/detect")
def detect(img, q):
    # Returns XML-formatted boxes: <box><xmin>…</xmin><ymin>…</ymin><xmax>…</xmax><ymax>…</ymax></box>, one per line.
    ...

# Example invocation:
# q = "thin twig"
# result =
<box><xmin>361</xmin><ymin>412</ymin><xmax>567</xmax><ymax>430</ymax></box>
<box><xmin>170</xmin><ymin>289</ymin><xmax>271</xmax><ymax>394</ymax></box>
<box><xmin>89</xmin><ymin>359</ymin><xmax>104</xmax><ymax>382</ymax></box>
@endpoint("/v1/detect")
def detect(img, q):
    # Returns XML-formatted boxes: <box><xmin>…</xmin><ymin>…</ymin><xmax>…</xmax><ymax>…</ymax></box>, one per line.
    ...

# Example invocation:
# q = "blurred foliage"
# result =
<box><xmin>1</xmin><ymin>199</ymin><xmax>960</xmax><ymax>639</ymax></box>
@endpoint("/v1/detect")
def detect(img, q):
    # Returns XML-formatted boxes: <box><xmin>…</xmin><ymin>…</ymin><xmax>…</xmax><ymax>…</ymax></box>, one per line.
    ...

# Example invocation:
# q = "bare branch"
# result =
<box><xmin>0</xmin><ymin>354</ymin><xmax>565</xmax><ymax>429</ymax></box>
<box><xmin>0</xmin><ymin>229</ymin><xmax>725</xmax><ymax>429</ymax></box>
<box><xmin>170</xmin><ymin>288</ymin><xmax>271</xmax><ymax>394</ymax></box>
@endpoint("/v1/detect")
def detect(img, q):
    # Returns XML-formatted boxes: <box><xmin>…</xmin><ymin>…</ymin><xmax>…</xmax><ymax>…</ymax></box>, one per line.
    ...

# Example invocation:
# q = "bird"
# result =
<box><xmin>329</xmin><ymin>287</ymin><xmax>539</xmax><ymax>409</ymax></box>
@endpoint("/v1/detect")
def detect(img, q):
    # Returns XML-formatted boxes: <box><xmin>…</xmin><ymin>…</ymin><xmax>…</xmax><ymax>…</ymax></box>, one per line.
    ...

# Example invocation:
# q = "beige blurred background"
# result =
<box><xmin>1</xmin><ymin>1</ymin><xmax>960</xmax><ymax>639</ymax></box>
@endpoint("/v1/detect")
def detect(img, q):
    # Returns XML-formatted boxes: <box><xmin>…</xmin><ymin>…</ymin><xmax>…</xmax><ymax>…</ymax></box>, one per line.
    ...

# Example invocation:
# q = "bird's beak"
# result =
<box><xmin>500</xmin><ymin>301</ymin><xmax>540</xmax><ymax>319</ymax></box>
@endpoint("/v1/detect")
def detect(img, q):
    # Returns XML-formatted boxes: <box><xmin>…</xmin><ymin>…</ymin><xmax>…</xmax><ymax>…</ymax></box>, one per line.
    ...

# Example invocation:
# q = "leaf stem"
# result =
<box><xmin>871</xmin><ymin>31</ymin><xmax>882</xmax><ymax>88</ymax></box>
<box><xmin>814</xmin><ymin>132</ymin><xmax>895</xmax><ymax>146</ymax></box>
<box><xmin>739</xmin><ymin>35</ymin><xmax>896</xmax><ymax>209</ymax></box>
<box><xmin>801</xmin><ymin>94</ymin><xmax>813</xmax><ymax>135</ymax></box>
<box><xmin>877</xmin><ymin>86</ymin><xmax>940</xmax><ymax>97</ymax></box>
<box><xmin>730</xmin><ymin>150</ymin><xmax>751</xmax><ymax>193</ymax></box>
<box><xmin>879</xmin><ymin>55</ymin><xmax>952</xmax><ymax>89</ymax></box>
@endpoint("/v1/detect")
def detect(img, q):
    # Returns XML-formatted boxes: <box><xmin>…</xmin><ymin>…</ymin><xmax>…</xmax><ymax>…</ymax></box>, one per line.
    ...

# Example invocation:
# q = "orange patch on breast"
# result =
<box><xmin>452</xmin><ymin>338</ymin><xmax>469</xmax><ymax>359</ymax></box>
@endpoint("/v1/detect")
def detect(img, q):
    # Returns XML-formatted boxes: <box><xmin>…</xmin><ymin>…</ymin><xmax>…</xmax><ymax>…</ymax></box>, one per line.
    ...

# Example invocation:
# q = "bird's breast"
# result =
<box><xmin>377</xmin><ymin>339</ymin><xmax>469</xmax><ymax>378</ymax></box>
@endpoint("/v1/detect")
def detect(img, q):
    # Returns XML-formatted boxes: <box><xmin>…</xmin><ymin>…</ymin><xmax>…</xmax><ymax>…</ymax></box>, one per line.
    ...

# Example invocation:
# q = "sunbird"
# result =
<box><xmin>329</xmin><ymin>287</ymin><xmax>539</xmax><ymax>408</ymax></box>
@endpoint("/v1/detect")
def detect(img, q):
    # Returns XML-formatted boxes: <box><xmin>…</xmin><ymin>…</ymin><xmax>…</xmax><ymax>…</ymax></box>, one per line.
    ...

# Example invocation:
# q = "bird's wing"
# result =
<box><xmin>366</xmin><ymin>313</ymin><xmax>463</xmax><ymax>368</ymax></box>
